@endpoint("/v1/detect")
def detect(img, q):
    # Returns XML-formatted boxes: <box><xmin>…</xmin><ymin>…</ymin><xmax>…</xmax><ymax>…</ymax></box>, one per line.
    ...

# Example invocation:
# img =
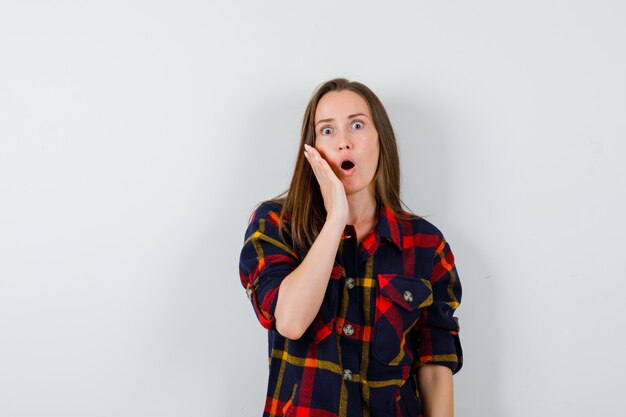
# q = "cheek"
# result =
<box><xmin>314</xmin><ymin>141</ymin><xmax>330</xmax><ymax>159</ymax></box>
<box><xmin>367</xmin><ymin>136</ymin><xmax>380</xmax><ymax>164</ymax></box>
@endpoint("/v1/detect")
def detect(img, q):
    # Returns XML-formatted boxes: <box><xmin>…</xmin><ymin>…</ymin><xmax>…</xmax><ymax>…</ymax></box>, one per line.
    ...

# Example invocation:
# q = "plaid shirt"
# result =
<box><xmin>239</xmin><ymin>200</ymin><xmax>462</xmax><ymax>417</ymax></box>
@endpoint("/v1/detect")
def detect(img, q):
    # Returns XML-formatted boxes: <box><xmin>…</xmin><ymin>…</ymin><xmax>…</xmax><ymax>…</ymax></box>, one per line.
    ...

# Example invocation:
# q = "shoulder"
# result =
<box><xmin>397</xmin><ymin>210</ymin><xmax>445</xmax><ymax>238</ymax></box>
<box><xmin>248</xmin><ymin>200</ymin><xmax>287</xmax><ymax>226</ymax></box>
<box><xmin>414</xmin><ymin>216</ymin><xmax>445</xmax><ymax>239</ymax></box>
<box><xmin>245</xmin><ymin>200</ymin><xmax>294</xmax><ymax>248</ymax></box>
<box><xmin>398</xmin><ymin>211</ymin><xmax>449</xmax><ymax>253</ymax></box>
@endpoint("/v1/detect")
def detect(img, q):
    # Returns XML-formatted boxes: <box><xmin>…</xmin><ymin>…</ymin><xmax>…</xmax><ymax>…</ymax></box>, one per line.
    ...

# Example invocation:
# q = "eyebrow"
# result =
<box><xmin>315</xmin><ymin>113</ymin><xmax>369</xmax><ymax>127</ymax></box>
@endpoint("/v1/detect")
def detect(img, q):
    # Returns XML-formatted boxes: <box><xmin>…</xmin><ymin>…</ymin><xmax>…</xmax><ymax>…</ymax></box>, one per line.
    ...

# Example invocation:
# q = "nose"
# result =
<box><xmin>337</xmin><ymin>130</ymin><xmax>352</xmax><ymax>151</ymax></box>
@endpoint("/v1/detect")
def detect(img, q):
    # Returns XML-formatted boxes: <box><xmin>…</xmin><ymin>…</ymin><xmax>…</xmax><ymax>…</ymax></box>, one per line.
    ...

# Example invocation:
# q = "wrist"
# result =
<box><xmin>324</xmin><ymin>213</ymin><xmax>347</xmax><ymax>232</ymax></box>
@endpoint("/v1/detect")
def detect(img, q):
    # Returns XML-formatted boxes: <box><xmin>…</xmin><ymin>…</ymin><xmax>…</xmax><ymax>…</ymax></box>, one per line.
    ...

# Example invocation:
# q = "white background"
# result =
<box><xmin>1</xmin><ymin>1</ymin><xmax>624</xmax><ymax>416</ymax></box>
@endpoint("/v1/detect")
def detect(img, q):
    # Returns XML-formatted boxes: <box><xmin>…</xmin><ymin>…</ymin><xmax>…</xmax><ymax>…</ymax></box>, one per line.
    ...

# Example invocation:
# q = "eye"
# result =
<box><xmin>321</xmin><ymin>127</ymin><xmax>333</xmax><ymax>135</ymax></box>
<box><xmin>352</xmin><ymin>121</ymin><xmax>364</xmax><ymax>129</ymax></box>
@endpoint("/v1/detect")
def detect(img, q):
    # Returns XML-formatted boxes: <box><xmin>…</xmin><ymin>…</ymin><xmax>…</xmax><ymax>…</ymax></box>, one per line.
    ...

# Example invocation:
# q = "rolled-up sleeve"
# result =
<box><xmin>413</xmin><ymin>234</ymin><xmax>463</xmax><ymax>374</ymax></box>
<box><xmin>239</xmin><ymin>202</ymin><xmax>299</xmax><ymax>331</ymax></box>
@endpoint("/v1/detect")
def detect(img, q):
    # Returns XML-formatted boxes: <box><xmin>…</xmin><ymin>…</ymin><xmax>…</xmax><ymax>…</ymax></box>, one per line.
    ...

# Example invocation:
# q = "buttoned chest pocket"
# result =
<box><xmin>372</xmin><ymin>274</ymin><xmax>433</xmax><ymax>366</ymax></box>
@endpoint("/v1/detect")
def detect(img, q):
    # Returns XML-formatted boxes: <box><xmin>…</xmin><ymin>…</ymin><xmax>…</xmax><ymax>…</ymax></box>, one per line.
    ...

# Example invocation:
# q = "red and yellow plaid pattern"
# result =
<box><xmin>239</xmin><ymin>200</ymin><xmax>462</xmax><ymax>417</ymax></box>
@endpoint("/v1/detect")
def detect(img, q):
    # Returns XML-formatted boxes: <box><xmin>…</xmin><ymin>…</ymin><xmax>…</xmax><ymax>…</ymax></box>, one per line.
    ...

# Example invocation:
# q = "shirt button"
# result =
<box><xmin>343</xmin><ymin>324</ymin><xmax>354</xmax><ymax>336</ymax></box>
<box><xmin>403</xmin><ymin>290</ymin><xmax>413</xmax><ymax>303</ymax></box>
<box><xmin>246</xmin><ymin>287</ymin><xmax>252</xmax><ymax>300</ymax></box>
<box><xmin>343</xmin><ymin>369</ymin><xmax>353</xmax><ymax>381</ymax></box>
<box><xmin>345</xmin><ymin>278</ymin><xmax>355</xmax><ymax>289</ymax></box>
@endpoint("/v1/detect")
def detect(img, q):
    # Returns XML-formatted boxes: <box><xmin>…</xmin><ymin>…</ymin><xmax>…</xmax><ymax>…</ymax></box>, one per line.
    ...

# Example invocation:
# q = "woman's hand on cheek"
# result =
<box><xmin>304</xmin><ymin>144</ymin><xmax>348</xmax><ymax>225</ymax></box>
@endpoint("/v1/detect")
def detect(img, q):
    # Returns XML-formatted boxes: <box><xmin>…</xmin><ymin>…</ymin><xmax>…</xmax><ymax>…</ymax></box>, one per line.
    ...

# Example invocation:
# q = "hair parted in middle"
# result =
<box><xmin>267</xmin><ymin>77</ymin><xmax>418</xmax><ymax>253</ymax></box>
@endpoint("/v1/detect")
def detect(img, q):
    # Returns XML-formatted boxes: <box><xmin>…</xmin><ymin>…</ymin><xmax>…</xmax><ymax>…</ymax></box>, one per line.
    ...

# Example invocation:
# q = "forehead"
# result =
<box><xmin>314</xmin><ymin>90</ymin><xmax>370</xmax><ymax>121</ymax></box>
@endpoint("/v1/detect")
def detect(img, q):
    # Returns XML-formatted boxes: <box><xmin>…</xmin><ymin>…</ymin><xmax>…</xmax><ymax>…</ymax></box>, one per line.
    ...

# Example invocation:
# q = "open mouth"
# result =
<box><xmin>341</xmin><ymin>160</ymin><xmax>355</xmax><ymax>170</ymax></box>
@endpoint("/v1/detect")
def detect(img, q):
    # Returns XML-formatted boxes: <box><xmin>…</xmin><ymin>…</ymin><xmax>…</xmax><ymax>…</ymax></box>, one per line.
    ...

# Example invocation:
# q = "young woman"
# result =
<box><xmin>239</xmin><ymin>78</ymin><xmax>462</xmax><ymax>417</ymax></box>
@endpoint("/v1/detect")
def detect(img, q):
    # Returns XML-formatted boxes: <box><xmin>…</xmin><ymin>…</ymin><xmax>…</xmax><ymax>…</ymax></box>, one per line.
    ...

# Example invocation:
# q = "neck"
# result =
<box><xmin>346</xmin><ymin>186</ymin><xmax>377</xmax><ymax>226</ymax></box>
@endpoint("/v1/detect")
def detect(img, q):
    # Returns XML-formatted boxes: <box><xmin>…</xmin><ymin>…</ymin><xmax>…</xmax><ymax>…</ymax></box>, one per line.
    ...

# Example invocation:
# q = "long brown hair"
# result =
<box><xmin>267</xmin><ymin>78</ymin><xmax>417</xmax><ymax>253</ymax></box>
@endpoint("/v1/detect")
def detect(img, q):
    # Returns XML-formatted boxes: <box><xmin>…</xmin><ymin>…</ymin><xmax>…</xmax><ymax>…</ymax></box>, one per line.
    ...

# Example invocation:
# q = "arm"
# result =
<box><xmin>274</xmin><ymin>215</ymin><xmax>344</xmax><ymax>339</ymax></box>
<box><xmin>274</xmin><ymin>144</ymin><xmax>348</xmax><ymax>339</ymax></box>
<box><xmin>417</xmin><ymin>364</ymin><xmax>454</xmax><ymax>417</ymax></box>
<box><xmin>238</xmin><ymin>144</ymin><xmax>349</xmax><ymax>339</ymax></box>
<box><xmin>414</xmin><ymin>233</ymin><xmax>462</xmax><ymax>370</ymax></box>
<box><xmin>412</xmin><ymin>233</ymin><xmax>463</xmax><ymax>416</ymax></box>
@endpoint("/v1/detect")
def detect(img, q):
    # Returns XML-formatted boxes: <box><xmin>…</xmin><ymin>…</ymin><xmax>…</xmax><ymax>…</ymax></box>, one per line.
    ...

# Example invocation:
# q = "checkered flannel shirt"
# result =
<box><xmin>239</xmin><ymin>200</ymin><xmax>462</xmax><ymax>417</ymax></box>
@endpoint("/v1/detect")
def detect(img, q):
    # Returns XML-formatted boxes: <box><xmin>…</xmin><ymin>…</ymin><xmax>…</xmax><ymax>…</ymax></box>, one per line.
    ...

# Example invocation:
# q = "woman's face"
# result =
<box><xmin>313</xmin><ymin>90</ymin><xmax>380</xmax><ymax>197</ymax></box>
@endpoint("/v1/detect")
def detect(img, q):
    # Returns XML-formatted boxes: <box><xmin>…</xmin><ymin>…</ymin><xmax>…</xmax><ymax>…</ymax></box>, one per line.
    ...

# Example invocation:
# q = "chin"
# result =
<box><xmin>343</xmin><ymin>183</ymin><xmax>369</xmax><ymax>196</ymax></box>
<box><xmin>347</xmin><ymin>178</ymin><xmax>377</xmax><ymax>196</ymax></box>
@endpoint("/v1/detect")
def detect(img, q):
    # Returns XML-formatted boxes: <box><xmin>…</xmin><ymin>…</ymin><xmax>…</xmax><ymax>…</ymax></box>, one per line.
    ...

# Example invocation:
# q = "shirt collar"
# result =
<box><xmin>374</xmin><ymin>199</ymin><xmax>404</xmax><ymax>252</ymax></box>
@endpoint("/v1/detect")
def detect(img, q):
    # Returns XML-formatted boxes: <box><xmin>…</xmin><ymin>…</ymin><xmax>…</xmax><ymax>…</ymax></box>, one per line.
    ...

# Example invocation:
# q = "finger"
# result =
<box><xmin>305</xmin><ymin>145</ymin><xmax>340</xmax><ymax>191</ymax></box>
<box><xmin>314</xmin><ymin>154</ymin><xmax>339</xmax><ymax>181</ymax></box>
<box><xmin>304</xmin><ymin>148</ymin><xmax>318</xmax><ymax>170</ymax></box>
<box><xmin>304</xmin><ymin>145</ymin><xmax>326</xmax><ymax>174</ymax></box>
<box><xmin>305</xmin><ymin>145</ymin><xmax>332</xmax><ymax>175</ymax></box>
<box><xmin>306</xmin><ymin>145</ymin><xmax>324</xmax><ymax>163</ymax></box>
<box><xmin>304</xmin><ymin>148</ymin><xmax>324</xmax><ymax>181</ymax></box>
